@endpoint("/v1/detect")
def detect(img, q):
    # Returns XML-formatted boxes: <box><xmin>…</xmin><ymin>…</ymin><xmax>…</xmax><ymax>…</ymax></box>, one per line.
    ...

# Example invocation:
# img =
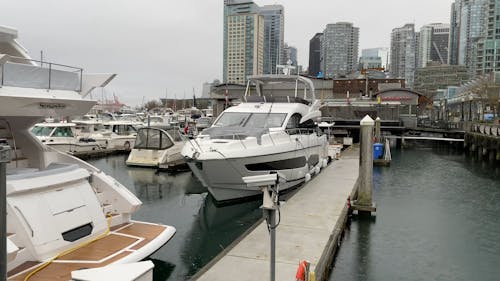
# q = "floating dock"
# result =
<box><xmin>191</xmin><ymin>147</ymin><xmax>360</xmax><ymax>281</ymax></box>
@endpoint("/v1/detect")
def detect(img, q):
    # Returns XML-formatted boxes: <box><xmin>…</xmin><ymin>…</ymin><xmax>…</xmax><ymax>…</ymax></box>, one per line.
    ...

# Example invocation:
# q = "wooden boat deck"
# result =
<box><xmin>8</xmin><ymin>222</ymin><xmax>169</xmax><ymax>281</ymax></box>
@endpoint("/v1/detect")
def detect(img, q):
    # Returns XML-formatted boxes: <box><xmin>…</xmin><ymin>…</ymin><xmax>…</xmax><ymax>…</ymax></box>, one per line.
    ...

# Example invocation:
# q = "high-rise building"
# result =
<box><xmin>320</xmin><ymin>22</ymin><xmax>359</xmax><ymax>78</ymax></box>
<box><xmin>390</xmin><ymin>24</ymin><xmax>417</xmax><ymax>87</ymax></box>
<box><xmin>260</xmin><ymin>5</ymin><xmax>284</xmax><ymax>75</ymax></box>
<box><xmin>448</xmin><ymin>0</ymin><xmax>487</xmax><ymax>73</ymax></box>
<box><xmin>475</xmin><ymin>0</ymin><xmax>500</xmax><ymax>75</ymax></box>
<box><xmin>360</xmin><ymin>47</ymin><xmax>390</xmax><ymax>70</ymax></box>
<box><xmin>223</xmin><ymin>1</ymin><xmax>264</xmax><ymax>84</ymax></box>
<box><xmin>308</xmin><ymin>33</ymin><xmax>323</xmax><ymax>76</ymax></box>
<box><xmin>418</xmin><ymin>23</ymin><xmax>450</xmax><ymax>68</ymax></box>
<box><xmin>283</xmin><ymin>43</ymin><xmax>298</xmax><ymax>74</ymax></box>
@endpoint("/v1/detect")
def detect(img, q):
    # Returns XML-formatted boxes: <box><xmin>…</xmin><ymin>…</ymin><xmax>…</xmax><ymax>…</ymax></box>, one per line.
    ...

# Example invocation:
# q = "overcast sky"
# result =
<box><xmin>1</xmin><ymin>0</ymin><xmax>452</xmax><ymax>106</ymax></box>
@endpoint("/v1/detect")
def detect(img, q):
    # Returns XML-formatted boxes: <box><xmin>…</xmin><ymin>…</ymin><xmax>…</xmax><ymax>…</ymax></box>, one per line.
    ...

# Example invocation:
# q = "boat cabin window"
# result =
<box><xmin>286</xmin><ymin>113</ymin><xmax>302</xmax><ymax>129</ymax></box>
<box><xmin>31</xmin><ymin>126</ymin><xmax>54</xmax><ymax>137</ymax></box>
<box><xmin>214</xmin><ymin>112</ymin><xmax>286</xmax><ymax>128</ymax></box>
<box><xmin>135</xmin><ymin>128</ymin><xmax>174</xmax><ymax>150</ymax></box>
<box><xmin>113</xmin><ymin>125</ymin><xmax>137</xmax><ymax>135</ymax></box>
<box><xmin>52</xmin><ymin>127</ymin><xmax>74</xmax><ymax>137</ymax></box>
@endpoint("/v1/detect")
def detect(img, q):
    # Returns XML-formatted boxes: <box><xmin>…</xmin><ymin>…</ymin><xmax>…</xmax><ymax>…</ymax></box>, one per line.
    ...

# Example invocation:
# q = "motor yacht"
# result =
<box><xmin>101</xmin><ymin>120</ymin><xmax>140</xmax><ymax>151</ymax></box>
<box><xmin>181</xmin><ymin>74</ymin><xmax>329</xmax><ymax>202</ymax></box>
<box><xmin>126</xmin><ymin>127</ymin><xmax>186</xmax><ymax>169</ymax></box>
<box><xmin>0</xmin><ymin>26</ymin><xmax>175</xmax><ymax>280</ymax></box>
<box><xmin>31</xmin><ymin>122</ymin><xmax>104</xmax><ymax>153</ymax></box>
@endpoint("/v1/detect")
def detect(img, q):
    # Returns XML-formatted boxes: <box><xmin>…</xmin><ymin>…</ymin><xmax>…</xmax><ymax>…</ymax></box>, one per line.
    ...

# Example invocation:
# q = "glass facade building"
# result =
<box><xmin>223</xmin><ymin>1</ymin><xmax>264</xmax><ymax>84</ymax></box>
<box><xmin>320</xmin><ymin>22</ymin><xmax>359</xmax><ymax>78</ymax></box>
<box><xmin>260</xmin><ymin>5</ymin><xmax>284</xmax><ymax>75</ymax></box>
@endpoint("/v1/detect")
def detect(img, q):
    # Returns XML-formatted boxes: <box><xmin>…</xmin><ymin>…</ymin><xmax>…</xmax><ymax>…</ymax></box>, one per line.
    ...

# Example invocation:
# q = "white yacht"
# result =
<box><xmin>0</xmin><ymin>26</ymin><xmax>175</xmax><ymax>281</ymax></box>
<box><xmin>31</xmin><ymin>122</ymin><xmax>104</xmax><ymax>153</ymax></box>
<box><xmin>181</xmin><ymin>75</ymin><xmax>329</xmax><ymax>202</ymax></box>
<box><xmin>101</xmin><ymin>120</ymin><xmax>140</xmax><ymax>151</ymax></box>
<box><xmin>126</xmin><ymin>127</ymin><xmax>186</xmax><ymax>169</ymax></box>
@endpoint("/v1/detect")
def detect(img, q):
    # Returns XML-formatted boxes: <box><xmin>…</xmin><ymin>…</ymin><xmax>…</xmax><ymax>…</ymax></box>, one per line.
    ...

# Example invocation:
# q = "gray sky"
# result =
<box><xmin>1</xmin><ymin>0</ymin><xmax>452</xmax><ymax>106</ymax></box>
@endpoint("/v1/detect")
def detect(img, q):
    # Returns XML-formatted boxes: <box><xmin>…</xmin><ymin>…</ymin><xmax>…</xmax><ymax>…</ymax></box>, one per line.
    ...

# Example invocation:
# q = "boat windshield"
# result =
<box><xmin>134</xmin><ymin>128</ymin><xmax>174</xmax><ymax>150</ymax></box>
<box><xmin>31</xmin><ymin>126</ymin><xmax>54</xmax><ymax>137</ymax></box>
<box><xmin>214</xmin><ymin>112</ymin><xmax>286</xmax><ymax>128</ymax></box>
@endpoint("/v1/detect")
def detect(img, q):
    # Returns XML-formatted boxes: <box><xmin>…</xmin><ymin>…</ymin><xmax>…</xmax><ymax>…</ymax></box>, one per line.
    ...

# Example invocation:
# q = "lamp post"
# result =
<box><xmin>242</xmin><ymin>174</ymin><xmax>280</xmax><ymax>281</ymax></box>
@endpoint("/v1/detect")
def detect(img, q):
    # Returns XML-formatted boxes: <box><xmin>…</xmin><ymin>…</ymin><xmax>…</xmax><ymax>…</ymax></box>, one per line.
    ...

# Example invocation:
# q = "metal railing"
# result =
<box><xmin>0</xmin><ymin>55</ymin><xmax>83</xmax><ymax>92</ymax></box>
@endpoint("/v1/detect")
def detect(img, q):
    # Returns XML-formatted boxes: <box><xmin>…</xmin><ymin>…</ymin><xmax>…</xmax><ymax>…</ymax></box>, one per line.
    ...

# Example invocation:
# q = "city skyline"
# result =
<box><xmin>0</xmin><ymin>0</ymin><xmax>452</xmax><ymax>105</ymax></box>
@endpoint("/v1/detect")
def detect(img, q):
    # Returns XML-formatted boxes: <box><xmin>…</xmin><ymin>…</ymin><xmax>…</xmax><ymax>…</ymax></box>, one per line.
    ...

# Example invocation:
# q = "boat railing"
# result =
<box><xmin>0</xmin><ymin>55</ymin><xmax>83</xmax><ymax>92</ymax></box>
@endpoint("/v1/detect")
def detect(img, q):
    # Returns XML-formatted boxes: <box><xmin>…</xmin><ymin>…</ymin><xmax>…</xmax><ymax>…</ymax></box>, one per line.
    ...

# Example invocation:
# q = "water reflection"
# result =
<box><xmin>330</xmin><ymin>147</ymin><xmax>500</xmax><ymax>281</ymax></box>
<box><xmin>87</xmin><ymin>155</ymin><xmax>262</xmax><ymax>281</ymax></box>
<box><xmin>181</xmin><ymin>194</ymin><xmax>262</xmax><ymax>278</ymax></box>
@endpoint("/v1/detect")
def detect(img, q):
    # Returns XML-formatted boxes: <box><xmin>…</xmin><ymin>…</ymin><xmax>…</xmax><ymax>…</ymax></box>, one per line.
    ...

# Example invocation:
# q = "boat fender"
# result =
<box><xmin>314</xmin><ymin>166</ymin><xmax>320</xmax><ymax>175</ymax></box>
<box><xmin>295</xmin><ymin>260</ymin><xmax>308</xmax><ymax>281</ymax></box>
<box><xmin>322</xmin><ymin>158</ymin><xmax>328</xmax><ymax>168</ymax></box>
<box><xmin>305</xmin><ymin>173</ymin><xmax>311</xmax><ymax>182</ymax></box>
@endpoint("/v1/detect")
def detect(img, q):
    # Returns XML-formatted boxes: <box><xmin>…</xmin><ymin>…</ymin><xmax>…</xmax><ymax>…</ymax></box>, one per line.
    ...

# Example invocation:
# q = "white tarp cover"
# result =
<box><xmin>2</xmin><ymin>62</ymin><xmax>80</xmax><ymax>91</ymax></box>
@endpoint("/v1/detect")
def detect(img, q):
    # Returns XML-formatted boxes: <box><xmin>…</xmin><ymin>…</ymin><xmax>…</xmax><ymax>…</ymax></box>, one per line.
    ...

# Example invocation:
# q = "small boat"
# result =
<box><xmin>101</xmin><ymin>120</ymin><xmax>141</xmax><ymax>151</ymax></box>
<box><xmin>181</xmin><ymin>74</ymin><xmax>329</xmax><ymax>202</ymax></box>
<box><xmin>31</xmin><ymin>122</ymin><xmax>104</xmax><ymax>153</ymax></box>
<box><xmin>126</xmin><ymin>127</ymin><xmax>186</xmax><ymax>169</ymax></box>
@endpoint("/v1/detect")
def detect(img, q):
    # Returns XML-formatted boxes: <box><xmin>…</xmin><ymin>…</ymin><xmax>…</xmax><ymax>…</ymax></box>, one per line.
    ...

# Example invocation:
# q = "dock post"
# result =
<box><xmin>352</xmin><ymin>115</ymin><xmax>376</xmax><ymax>214</ymax></box>
<box><xmin>375</xmin><ymin>117</ymin><xmax>381</xmax><ymax>143</ymax></box>
<box><xmin>0</xmin><ymin>142</ymin><xmax>11</xmax><ymax>281</ymax></box>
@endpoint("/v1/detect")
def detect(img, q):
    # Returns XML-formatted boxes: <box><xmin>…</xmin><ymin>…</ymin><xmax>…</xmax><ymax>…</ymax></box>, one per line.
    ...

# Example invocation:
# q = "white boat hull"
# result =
<box><xmin>186</xmin><ymin>141</ymin><xmax>328</xmax><ymax>202</ymax></box>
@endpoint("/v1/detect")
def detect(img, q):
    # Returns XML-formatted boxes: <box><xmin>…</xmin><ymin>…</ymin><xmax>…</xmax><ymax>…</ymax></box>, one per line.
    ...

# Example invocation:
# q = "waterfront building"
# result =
<box><xmin>413</xmin><ymin>64</ymin><xmax>469</xmax><ymax>97</ymax></box>
<box><xmin>308</xmin><ymin>33</ymin><xmax>323</xmax><ymax>77</ymax></box>
<box><xmin>417</xmin><ymin>23</ymin><xmax>450</xmax><ymax>68</ymax></box>
<box><xmin>390</xmin><ymin>24</ymin><xmax>417</xmax><ymax>88</ymax></box>
<box><xmin>448</xmin><ymin>0</ymin><xmax>488</xmax><ymax>75</ymax></box>
<box><xmin>260</xmin><ymin>4</ymin><xmax>285</xmax><ymax>75</ymax></box>
<box><xmin>475</xmin><ymin>0</ymin><xmax>500</xmax><ymax>75</ymax></box>
<box><xmin>361</xmin><ymin>48</ymin><xmax>390</xmax><ymax>70</ymax></box>
<box><xmin>320</xmin><ymin>22</ymin><xmax>359</xmax><ymax>78</ymax></box>
<box><xmin>223</xmin><ymin>0</ymin><xmax>264</xmax><ymax>84</ymax></box>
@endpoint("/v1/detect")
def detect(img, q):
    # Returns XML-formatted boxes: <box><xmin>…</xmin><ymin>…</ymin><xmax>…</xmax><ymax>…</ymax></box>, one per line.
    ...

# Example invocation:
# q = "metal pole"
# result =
<box><xmin>268</xmin><ymin>208</ymin><xmax>276</xmax><ymax>281</ymax></box>
<box><xmin>1</xmin><ymin>143</ymin><xmax>11</xmax><ymax>281</ymax></box>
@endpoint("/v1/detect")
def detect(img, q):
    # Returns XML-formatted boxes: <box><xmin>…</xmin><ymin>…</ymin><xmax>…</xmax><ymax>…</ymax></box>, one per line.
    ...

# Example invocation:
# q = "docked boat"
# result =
<box><xmin>181</xmin><ymin>74</ymin><xmax>329</xmax><ymax>202</ymax></box>
<box><xmin>31</xmin><ymin>122</ymin><xmax>104</xmax><ymax>153</ymax></box>
<box><xmin>0</xmin><ymin>26</ymin><xmax>175</xmax><ymax>280</ymax></box>
<box><xmin>126</xmin><ymin>127</ymin><xmax>186</xmax><ymax>169</ymax></box>
<box><xmin>101</xmin><ymin>120</ymin><xmax>140</xmax><ymax>151</ymax></box>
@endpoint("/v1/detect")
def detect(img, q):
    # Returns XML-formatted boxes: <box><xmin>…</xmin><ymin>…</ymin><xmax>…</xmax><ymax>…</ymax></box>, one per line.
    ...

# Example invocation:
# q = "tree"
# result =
<box><xmin>144</xmin><ymin>99</ymin><xmax>162</xmax><ymax>111</ymax></box>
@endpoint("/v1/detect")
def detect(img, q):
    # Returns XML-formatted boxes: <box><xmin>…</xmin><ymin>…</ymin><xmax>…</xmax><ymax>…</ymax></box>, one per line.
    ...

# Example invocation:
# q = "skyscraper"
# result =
<box><xmin>223</xmin><ymin>1</ymin><xmax>264</xmax><ymax>84</ymax></box>
<box><xmin>448</xmin><ymin>0</ymin><xmax>487</xmax><ymax>72</ymax></box>
<box><xmin>320</xmin><ymin>22</ymin><xmax>359</xmax><ymax>78</ymax></box>
<box><xmin>390</xmin><ymin>24</ymin><xmax>417</xmax><ymax>87</ymax></box>
<box><xmin>475</xmin><ymin>0</ymin><xmax>500</xmax><ymax>75</ymax></box>
<box><xmin>308</xmin><ymin>33</ymin><xmax>323</xmax><ymax>76</ymax></box>
<box><xmin>417</xmin><ymin>23</ymin><xmax>450</xmax><ymax>68</ymax></box>
<box><xmin>260</xmin><ymin>5</ymin><xmax>284</xmax><ymax>75</ymax></box>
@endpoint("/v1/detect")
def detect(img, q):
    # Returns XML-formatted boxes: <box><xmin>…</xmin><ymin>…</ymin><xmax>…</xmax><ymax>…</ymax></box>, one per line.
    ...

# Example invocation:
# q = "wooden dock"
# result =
<box><xmin>191</xmin><ymin>148</ymin><xmax>360</xmax><ymax>281</ymax></box>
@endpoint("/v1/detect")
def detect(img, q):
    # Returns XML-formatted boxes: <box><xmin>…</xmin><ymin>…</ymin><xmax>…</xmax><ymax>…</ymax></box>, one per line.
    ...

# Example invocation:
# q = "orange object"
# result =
<box><xmin>295</xmin><ymin>260</ymin><xmax>307</xmax><ymax>281</ymax></box>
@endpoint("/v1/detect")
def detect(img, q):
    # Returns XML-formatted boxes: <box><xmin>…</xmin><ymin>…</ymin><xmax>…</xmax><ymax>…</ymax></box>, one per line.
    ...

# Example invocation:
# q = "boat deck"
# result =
<box><xmin>8</xmin><ymin>222</ymin><xmax>171</xmax><ymax>281</ymax></box>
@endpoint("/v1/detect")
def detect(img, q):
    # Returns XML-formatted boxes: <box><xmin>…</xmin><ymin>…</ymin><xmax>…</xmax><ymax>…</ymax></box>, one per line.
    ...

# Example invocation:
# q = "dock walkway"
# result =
<box><xmin>192</xmin><ymin>148</ymin><xmax>360</xmax><ymax>281</ymax></box>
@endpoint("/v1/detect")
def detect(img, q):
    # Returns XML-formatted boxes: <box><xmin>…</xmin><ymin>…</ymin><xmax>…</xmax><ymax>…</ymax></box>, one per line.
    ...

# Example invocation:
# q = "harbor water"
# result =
<box><xmin>89</xmin><ymin>145</ymin><xmax>500</xmax><ymax>281</ymax></box>
<box><xmin>330</xmin><ymin>146</ymin><xmax>500</xmax><ymax>281</ymax></box>
<box><xmin>87</xmin><ymin>155</ymin><xmax>263</xmax><ymax>281</ymax></box>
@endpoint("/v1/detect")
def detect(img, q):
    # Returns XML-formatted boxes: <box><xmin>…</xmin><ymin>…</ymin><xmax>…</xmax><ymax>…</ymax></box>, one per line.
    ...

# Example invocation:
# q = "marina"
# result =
<box><xmin>2</xmin><ymin>0</ymin><xmax>500</xmax><ymax>279</ymax></box>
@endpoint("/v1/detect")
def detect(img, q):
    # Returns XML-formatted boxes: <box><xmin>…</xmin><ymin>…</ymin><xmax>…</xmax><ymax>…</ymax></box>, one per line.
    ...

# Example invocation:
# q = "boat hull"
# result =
<box><xmin>186</xmin><ymin>144</ymin><xmax>327</xmax><ymax>202</ymax></box>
